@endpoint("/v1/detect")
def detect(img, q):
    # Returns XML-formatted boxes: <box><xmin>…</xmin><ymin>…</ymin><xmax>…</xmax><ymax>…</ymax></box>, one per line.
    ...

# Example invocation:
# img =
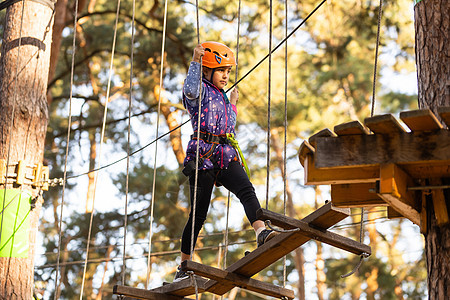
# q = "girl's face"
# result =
<box><xmin>204</xmin><ymin>66</ymin><xmax>232</xmax><ymax>89</ymax></box>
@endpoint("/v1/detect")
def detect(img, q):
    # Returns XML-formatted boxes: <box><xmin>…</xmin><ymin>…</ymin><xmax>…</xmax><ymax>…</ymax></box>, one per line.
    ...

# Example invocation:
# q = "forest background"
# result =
<box><xmin>0</xmin><ymin>0</ymin><xmax>426</xmax><ymax>299</ymax></box>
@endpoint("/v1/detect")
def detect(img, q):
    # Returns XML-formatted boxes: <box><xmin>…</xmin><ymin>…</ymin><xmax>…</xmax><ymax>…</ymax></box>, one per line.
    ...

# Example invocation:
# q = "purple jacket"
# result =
<box><xmin>183</xmin><ymin>63</ymin><xmax>238</xmax><ymax>170</ymax></box>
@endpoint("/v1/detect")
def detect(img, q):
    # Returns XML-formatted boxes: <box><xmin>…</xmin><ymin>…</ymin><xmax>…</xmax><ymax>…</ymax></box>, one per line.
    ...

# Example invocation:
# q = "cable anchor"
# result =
<box><xmin>340</xmin><ymin>252</ymin><xmax>370</xmax><ymax>278</ymax></box>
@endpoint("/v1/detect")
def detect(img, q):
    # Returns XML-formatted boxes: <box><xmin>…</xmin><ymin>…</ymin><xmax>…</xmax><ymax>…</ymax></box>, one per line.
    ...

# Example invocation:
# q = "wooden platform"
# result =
<box><xmin>298</xmin><ymin>108</ymin><xmax>450</xmax><ymax>230</ymax></box>
<box><xmin>113</xmin><ymin>202</ymin><xmax>364</xmax><ymax>299</ymax></box>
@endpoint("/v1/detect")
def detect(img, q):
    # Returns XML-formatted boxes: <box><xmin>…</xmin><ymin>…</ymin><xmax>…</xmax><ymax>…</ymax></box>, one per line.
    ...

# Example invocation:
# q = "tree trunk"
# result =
<box><xmin>0</xmin><ymin>1</ymin><xmax>53</xmax><ymax>299</ymax></box>
<box><xmin>415</xmin><ymin>0</ymin><xmax>450</xmax><ymax>116</ymax></box>
<box><xmin>48</xmin><ymin>0</ymin><xmax>68</xmax><ymax>104</ymax></box>
<box><xmin>154</xmin><ymin>86</ymin><xmax>185</xmax><ymax>167</ymax></box>
<box><xmin>414</xmin><ymin>0</ymin><xmax>450</xmax><ymax>299</ymax></box>
<box><xmin>86</xmin><ymin>130</ymin><xmax>97</xmax><ymax>213</ymax></box>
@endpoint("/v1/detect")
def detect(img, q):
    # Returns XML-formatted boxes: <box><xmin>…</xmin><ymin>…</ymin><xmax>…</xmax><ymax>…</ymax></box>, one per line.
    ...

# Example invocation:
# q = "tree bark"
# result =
<box><xmin>0</xmin><ymin>1</ymin><xmax>53</xmax><ymax>299</ymax></box>
<box><xmin>415</xmin><ymin>0</ymin><xmax>450</xmax><ymax>116</ymax></box>
<box><xmin>48</xmin><ymin>0</ymin><xmax>68</xmax><ymax>105</ymax></box>
<box><xmin>414</xmin><ymin>0</ymin><xmax>450</xmax><ymax>299</ymax></box>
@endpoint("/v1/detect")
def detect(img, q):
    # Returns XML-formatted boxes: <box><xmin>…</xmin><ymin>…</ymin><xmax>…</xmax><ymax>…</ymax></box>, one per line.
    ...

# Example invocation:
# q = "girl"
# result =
<box><xmin>174</xmin><ymin>42</ymin><xmax>276</xmax><ymax>282</ymax></box>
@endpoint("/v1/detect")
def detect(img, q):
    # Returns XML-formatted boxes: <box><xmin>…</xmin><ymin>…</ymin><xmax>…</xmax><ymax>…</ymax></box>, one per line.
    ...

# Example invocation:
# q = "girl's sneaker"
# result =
<box><xmin>257</xmin><ymin>229</ymin><xmax>278</xmax><ymax>247</ymax></box>
<box><xmin>173</xmin><ymin>265</ymin><xmax>189</xmax><ymax>282</ymax></box>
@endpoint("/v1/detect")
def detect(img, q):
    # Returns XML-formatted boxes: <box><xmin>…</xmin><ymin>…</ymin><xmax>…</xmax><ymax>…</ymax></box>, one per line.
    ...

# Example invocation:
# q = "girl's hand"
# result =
<box><xmin>230</xmin><ymin>88</ymin><xmax>239</xmax><ymax>105</ymax></box>
<box><xmin>193</xmin><ymin>44</ymin><xmax>205</xmax><ymax>63</ymax></box>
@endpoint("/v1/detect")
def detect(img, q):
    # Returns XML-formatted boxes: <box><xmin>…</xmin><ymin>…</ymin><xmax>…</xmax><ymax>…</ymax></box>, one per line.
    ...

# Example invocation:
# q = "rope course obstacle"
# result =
<box><xmin>3</xmin><ymin>0</ymin><xmax>433</xmax><ymax>297</ymax></box>
<box><xmin>298</xmin><ymin>108</ymin><xmax>450</xmax><ymax>231</ymax></box>
<box><xmin>113</xmin><ymin>0</ymin><xmax>373</xmax><ymax>298</ymax></box>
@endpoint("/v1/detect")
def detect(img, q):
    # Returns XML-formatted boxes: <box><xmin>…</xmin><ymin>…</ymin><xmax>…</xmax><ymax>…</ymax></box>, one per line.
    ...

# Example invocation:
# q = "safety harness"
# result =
<box><xmin>182</xmin><ymin>131</ymin><xmax>250</xmax><ymax>178</ymax></box>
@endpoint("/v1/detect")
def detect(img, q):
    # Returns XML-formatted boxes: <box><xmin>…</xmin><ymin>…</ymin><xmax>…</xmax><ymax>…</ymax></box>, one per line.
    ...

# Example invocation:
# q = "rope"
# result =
<box><xmin>190</xmin><ymin>0</ymin><xmax>203</xmax><ymax>262</ymax></box>
<box><xmin>80</xmin><ymin>0</ymin><xmax>122</xmax><ymax>297</ymax></box>
<box><xmin>225</xmin><ymin>0</ymin><xmax>328</xmax><ymax>93</ymax></box>
<box><xmin>121</xmin><ymin>0</ymin><xmax>136</xmax><ymax>287</ymax></box>
<box><xmin>341</xmin><ymin>252</ymin><xmax>370</xmax><ymax>278</ymax></box>
<box><xmin>341</xmin><ymin>0</ymin><xmax>383</xmax><ymax>279</ymax></box>
<box><xmin>283</xmin><ymin>0</ymin><xmax>289</xmax><ymax>288</ymax></box>
<box><xmin>0</xmin><ymin>0</ymin><xmax>25</xmax><ymax>253</ymax></box>
<box><xmin>188</xmin><ymin>271</ymin><xmax>199</xmax><ymax>300</ymax></box>
<box><xmin>53</xmin><ymin>0</ymin><xmax>78</xmax><ymax>297</ymax></box>
<box><xmin>370</xmin><ymin>0</ymin><xmax>383</xmax><ymax>117</ymax></box>
<box><xmin>265</xmin><ymin>220</ymin><xmax>300</xmax><ymax>233</ymax></box>
<box><xmin>265</xmin><ymin>0</ymin><xmax>273</xmax><ymax>210</ymax></box>
<box><xmin>222</xmin><ymin>0</ymin><xmax>242</xmax><ymax>274</ymax></box>
<box><xmin>145</xmin><ymin>0</ymin><xmax>169</xmax><ymax>288</ymax></box>
<box><xmin>31</xmin><ymin>0</ymin><xmax>328</xmax><ymax>189</ymax></box>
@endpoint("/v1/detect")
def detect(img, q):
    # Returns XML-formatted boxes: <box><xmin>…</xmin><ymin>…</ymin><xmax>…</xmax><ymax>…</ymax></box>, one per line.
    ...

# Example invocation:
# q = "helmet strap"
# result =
<box><xmin>210</xmin><ymin>68</ymin><xmax>216</xmax><ymax>83</ymax></box>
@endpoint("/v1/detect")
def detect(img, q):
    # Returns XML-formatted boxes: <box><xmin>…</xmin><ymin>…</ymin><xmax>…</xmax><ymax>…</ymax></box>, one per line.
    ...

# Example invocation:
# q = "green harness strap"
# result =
<box><xmin>226</xmin><ymin>133</ymin><xmax>250</xmax><ymax>178</ymax></box>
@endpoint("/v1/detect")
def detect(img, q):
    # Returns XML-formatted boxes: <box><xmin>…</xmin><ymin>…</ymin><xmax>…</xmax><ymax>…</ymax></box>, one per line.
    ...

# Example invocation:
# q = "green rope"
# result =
<box><xmin>226</xmin><ymin>133</ymin><xmax>250</xmax><ymax>178</ymax></box>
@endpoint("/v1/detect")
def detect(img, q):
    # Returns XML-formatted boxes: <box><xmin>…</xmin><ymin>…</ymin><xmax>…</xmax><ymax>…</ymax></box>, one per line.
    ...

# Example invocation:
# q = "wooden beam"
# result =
<box><xmin>314</xmin><ymin>130</ymin><xmax>450</xmax><ymax>169</ymax></box>
<box><xmin>149</xmin><ymin>277</ymin><xmax>207</xmax><ymax>297</ymax></box>
<box><xmin>113</xmin><ymin>285</ymin><xmax>188</xmax><ymax>300</ymax></box>
<box><xmin>265</xmin><ymin>202</ymin><xmax>349</xmax><ymax>230</ymax></box>
<box><xmin>437</xmin><ymin>106</ymin><xmax>450</xmax><ymax>128</ymax></box>
<box><xmin>298</xmin><ymin>140</ymin><xmax>315</xmax><ymax>167</ymax></box>
<box><xmin>334</xmin><ymin>120</ymin><xmax>371</xmax><ymax>136</ymax></box>
<box><xmin>181</xmin><ymin>261</ymin><xmax>295</xmax><ymax>299</ymax></box>
<box><xmin>331</xmin><ymin>183</ymin><xmax>386</xmax><ymax>207</ymax></box>
<box><xmin>400</xmin><ymin>109</ymin><xmax>443</xmax><ymax>131</ymax></box>
<box><xmin>387</xmin><ymin>206</ymin><xmax>403</xmax><ymax>219</ymax></box>
<box><xmin>377</xmin><ymin>164</ymin><xmax>420</xmax><ymax>225</ymax></box>
<box><xmin>430</xmin><ymin>179</ymin><xmax>449</xmax><ymax>226</ymax></box>
<box><xmin>205</xmin><ymin>202</ymin><xmax>349</xmax><ymax>295</ymax></box>
<box><xmin>258</xmin><ymin>208</ymin><xmax>371</xmax><ymax>256</ymax></box>
<box><xmin>303</xmin><ymin>154</ymin><xmax>379</xmax><ymax>185</ymax></box>
<box><xmin>364</xmin><ymin>114</ymin><xmax>406</xmax><ymax>134</ymax></box>
<box><xmin>308</xmin><ymin>128</ymin><xmax>337</xmax><ymax>147</ymax></box>
<box><xmin>301</xmin><ymin>202</ymin><xmax>350</xmax><ymax>228</ymax></box>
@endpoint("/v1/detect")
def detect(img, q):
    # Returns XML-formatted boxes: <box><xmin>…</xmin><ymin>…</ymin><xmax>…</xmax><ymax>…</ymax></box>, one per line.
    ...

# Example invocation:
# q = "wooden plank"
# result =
<box><xmin>308</xmin><ymin>128</ymin><xmax>337</xmax><ymax>147</ymax></box>
<box><xmin>430</xmin><ymin>179</ymin><xmax>449</xmax><ymax>226</ymax></box>
<box><xmin>400</xmin><ymin>161</ymin><xmax>450</xmax><ymax>179</ymax></box>
<box><xmin>301</xmin><ymin>201</ymin><xmax>350</xmax><ymax>228</ymax></box>
<box><xmin>400</xmin><ymin>109</ymin><xmax>443</xmax><ymax>131</ymax></box>
<box><xmin>334</xmin><ymin>120</ymin><xmax>370</xmax><ymax>136</ymax></box>
<box><xmin>114</xmin><ymin>285</ymin><xmax>187</xmax><ymax>300</ymax></box>
<box><xmin>314</xmin><ymin>130</ymin><xmax>450</xmax><ymax>169</ymax></box>
<box><xmin>303</xmin><ymin>154</ymin><xmax>379</xmax><ymax>185</ymax></box>
<box><xmin>181</xmin><ymin>261</ymin><xmax>295</xmax><ymax>299</ymax></box>
<box><xmin>379</xmin><ymin>193</ymin><xmax>420</xmax><ymax>225</ymax></box>
<box><xmin>377</xmin><ymin>164</ymin><xmax>420</xmax><ymax>225</ymax></box>
<box><xmin>364</xmin><ymin>114</ymin><xmax>407</xmax><ymax>134</ymax></box>
<box><xmin>331</xmin><ymin>183</ymin><xmax>387</xmax><ymax>207</ymax></box>
<box><xmin>298</xmin><ymin>140</ymin><xmax>315</xmax><ymax>167</ymax></box>
<box><xmin>387</xmin><ymin>206</ymin><xmax>403</xmax><ymax>219</ymax></box>
<box><xmin>257</xmin><ymin>208</ymin><xmax>371</xmax><ymax>256</ymax></box>
<box><xmin>205</xmin><ymin>202</ymin><xmax>350</xmax><ymax>295</ymax></box>
<box><xmin>149</xmin><ymin>277</ymin><xmax>207</xmax><ymax>297</ymax></box>
<box><xmin>437</xmin><ymin>106</ymin><xmax>450</xmax><ymax>128</ymax></box>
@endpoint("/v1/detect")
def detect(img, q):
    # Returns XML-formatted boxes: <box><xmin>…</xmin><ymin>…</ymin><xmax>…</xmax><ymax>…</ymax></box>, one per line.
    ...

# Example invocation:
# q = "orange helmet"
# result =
<box><xmin>201</xmin><ymin>41</ymin><xmax>236</xmax><ymax>68</ymax></box>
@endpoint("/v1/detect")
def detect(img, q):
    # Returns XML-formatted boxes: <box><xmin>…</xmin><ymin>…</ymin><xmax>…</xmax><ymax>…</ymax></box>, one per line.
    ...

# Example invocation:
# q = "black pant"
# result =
<box><xmin>181</xmin><ymin>161</ymin><xmax>261</xmax><ymax>255</ymax></box>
